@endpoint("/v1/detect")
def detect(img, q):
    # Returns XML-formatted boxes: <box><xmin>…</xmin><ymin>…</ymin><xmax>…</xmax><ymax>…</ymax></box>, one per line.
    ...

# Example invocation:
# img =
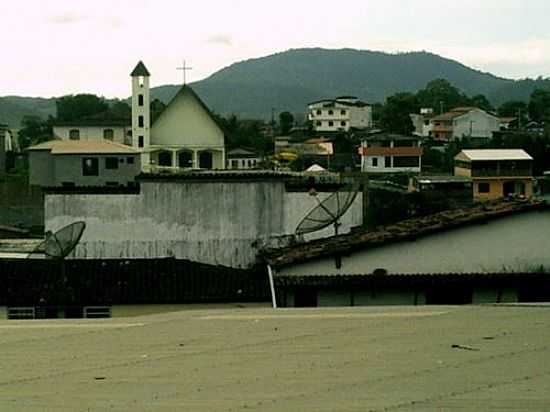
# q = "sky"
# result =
<box><xmin>1</xmin><ymin>0</ymin><xmax>550</xmax><ymax>98</ymax></box>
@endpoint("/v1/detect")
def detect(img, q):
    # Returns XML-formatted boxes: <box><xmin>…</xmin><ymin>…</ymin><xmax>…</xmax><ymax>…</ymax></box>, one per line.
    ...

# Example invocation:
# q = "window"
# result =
<box><xmin>385</xmin><ymin>156</ymin><xmax>392</xmax><ymax>168</ymax></box>
<box><xmin>138</xmin><ymin>136</ymin><xmax>144</xmax><ymax>148</ymax></box>
<box><xmin>138</xmin><ymin>94</ymin><xmax>144</xmax><ymax>106</ymax></box>
<box><xmin>316</xmin><ymin>110</ymin><xmax>322</xmax><ymax>115</ymax></box>
<box><xmin>103</xmin><ymin>129</ymin><xmax>114</xmax><ymax>140</ymax></box>
<box><xmin>340</xmin><ymin>121</ymin><xmax>346</xmax><ymax>127</ymax></box>
<box><xmin>82</xmin><ymin>158</ymin><xmax>99</xmax><ymax>176</ymax></box>
<box><xmin>178</xmin><ymin>151</ymin><xmax>193</xmax><ymax>168</ymax></box>
<box><xmin>372</xmin><ymin>158</ymin><xmax>378</xmax><ymax>167</ymax></box>
<box><xmin>341</xmin><ymin>110</ymin><xmax>346</xmax><ymax>115</ymax></box>
<box><xmin>316</xmin><ymin>121</ymin><xmax>322</xmax><ymax>126</ymax></box>
<box><xmin>199</xmin><ymin>151</ymin><xmax>213</xmax><ymax>169</ymax></box>
<box><xmin>328</xmin><ymin>121</ymin><xmax>334</xmax><ymax>127</ymax></box>
<box><xmin>328</xmin><ymin>110</ymin><xmax>334</xmax><ymax>115</ymax></box>
<box><xmin>69</xmin><ymin>129</ymin><xmax>80</xmax><ymax>140</ymax></box>
<box><xmin>478</xmin><ymin>182</ymin><xmax>490</xmax><ymax>193</ymax></box>
<box><xmin>105</xmin><ymin>157</ymin><xmax>119</xmax><ymax>170</ymax></box>
<box><xmin>138</xmin><ymin>115</ymin><xmax>144</xmax><ymax>127</ymax></box>
<box><xmin>127</xmin><ymin>157</ymin><xmax>135</xmax><ymax>164</ymax></box>
<box><xmin>394</xmin><ymin>156</ymin><xmax>420</xmax><ymax>167</ymax></box>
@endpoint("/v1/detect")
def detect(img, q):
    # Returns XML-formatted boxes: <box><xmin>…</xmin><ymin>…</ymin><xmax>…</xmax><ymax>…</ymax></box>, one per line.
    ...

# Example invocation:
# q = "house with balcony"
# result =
<box><xmin>430</xmin><ymin>107</ymin><xmax>500</xmax><ymax>142</ymax></box>
<box><xmin>359</xmin><ymin>133</ymin><xmax>423</xmax><ymax>173</ymax></box>
<box><xmin>454</xmin><ymin>149</ymin><xmax>533</xmax><ymax>200</ymax></box>
<box><xmin>308</xmin><ymin>96</ymin><xmax>372</xmax><ymax>132</ymax></box>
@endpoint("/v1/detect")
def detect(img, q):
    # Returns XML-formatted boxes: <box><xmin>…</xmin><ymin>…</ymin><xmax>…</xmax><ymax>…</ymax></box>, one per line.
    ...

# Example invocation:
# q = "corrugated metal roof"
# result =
<box><xmin>459</xmin><ymin>149</ymin><xmax>533</xmax><ymax>161</ymax></box>
<box><xmin>27</xmin><ymin>140</ymin><xmax>140</xmax><ymax>155</ymax></box>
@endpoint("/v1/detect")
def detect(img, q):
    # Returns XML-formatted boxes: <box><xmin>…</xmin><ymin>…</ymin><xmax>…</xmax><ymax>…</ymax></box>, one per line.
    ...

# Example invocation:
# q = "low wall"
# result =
<box><xmin>45</xmin><ymin>178</ymin><xmax>362</xmax><ymax>268</ymax></box>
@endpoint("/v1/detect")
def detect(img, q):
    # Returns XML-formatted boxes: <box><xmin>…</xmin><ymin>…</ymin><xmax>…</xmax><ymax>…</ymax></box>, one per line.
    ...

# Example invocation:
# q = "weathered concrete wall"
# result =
<box><xmin>45</xmin><ymin>180</ymin><xmax>363</xmax><ymax>268</ymax></box>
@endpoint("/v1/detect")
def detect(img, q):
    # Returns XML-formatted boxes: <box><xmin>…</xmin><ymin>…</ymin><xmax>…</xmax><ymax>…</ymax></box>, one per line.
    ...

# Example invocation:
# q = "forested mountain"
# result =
<box><xmin>2</xmin><ymin>48</ymin><xmax>550</xmax><ymax>126</ymax></box>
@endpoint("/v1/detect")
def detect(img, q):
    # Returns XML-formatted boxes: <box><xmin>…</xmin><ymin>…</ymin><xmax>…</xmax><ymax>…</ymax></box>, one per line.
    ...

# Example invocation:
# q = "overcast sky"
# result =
<box><xmin>1</xmin><ymin>0</ymin><xmax>549</xmax><ymax>98</ymax></box>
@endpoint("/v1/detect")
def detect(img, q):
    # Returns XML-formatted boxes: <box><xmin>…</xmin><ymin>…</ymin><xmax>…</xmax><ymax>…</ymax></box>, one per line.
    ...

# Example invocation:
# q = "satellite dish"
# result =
<box><xmin>295</xmin><ymin>182</ymin><xmax>360</xmax><ymax>236</ymax></box>
<box><xmin>27</xmin><ymin>221</ymin><xmax>86</xmax><ymax>260</ymax></box>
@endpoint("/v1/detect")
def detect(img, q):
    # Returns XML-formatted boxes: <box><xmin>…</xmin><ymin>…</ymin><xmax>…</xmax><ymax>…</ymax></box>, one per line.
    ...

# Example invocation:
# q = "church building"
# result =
<box><xmin>130</xmin><ymin>61</ymin><xmax>226</xmax><ymax>170</ymax></box>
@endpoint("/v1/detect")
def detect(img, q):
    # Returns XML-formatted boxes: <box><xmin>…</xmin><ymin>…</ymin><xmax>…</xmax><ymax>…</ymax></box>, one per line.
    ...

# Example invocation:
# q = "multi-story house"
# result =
<box><xmin>308</xmin><ymin>96</ymin><xmax>372</xmax><ymax>132</ymax></box>
<box><xmin>359</xmin><ymin>133</ymin><xmax>423</xmax><ymax>173</ymax></box>
<box><xmin>430</xmin><ymin>107</ymin><xmax>500</xmax><ymax>141</ymax></box>
<box><xmin>454</xmin><ymin>149</ymin><xmax>533</xmax><ymax>200</ymax></box>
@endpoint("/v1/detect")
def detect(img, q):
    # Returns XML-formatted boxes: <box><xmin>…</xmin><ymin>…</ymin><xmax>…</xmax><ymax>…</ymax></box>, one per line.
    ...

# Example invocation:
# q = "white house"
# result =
<box><xmin>226</xmin><ymin>147</ymin><xmax>262</xmax><ymax>169</ymax></box>
<box><xmin>308</xmin><ymin>96</ymin><xmax>372</xmax><ymax>132</ymax></box>
<box><xmin>430</xmin><ymin>107</ymin><xmax>500</xmax><ymax>141</ymax></box>
<box><xmin>359</xmin><ymin>133</ymin><xmax>423</xmax><ymax>173</ymax></box>
<box><xmin>53</xmin><ymin>117</ymin><xmax>131</xmax><ymax>145</ymax></box>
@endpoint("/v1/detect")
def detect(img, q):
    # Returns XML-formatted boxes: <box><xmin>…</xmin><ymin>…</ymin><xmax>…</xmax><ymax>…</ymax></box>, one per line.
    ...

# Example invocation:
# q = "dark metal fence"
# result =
<box><xmin>0</xmin><ymin>258</ymin><xmax>270</xmax><ymax>306</ymax></box>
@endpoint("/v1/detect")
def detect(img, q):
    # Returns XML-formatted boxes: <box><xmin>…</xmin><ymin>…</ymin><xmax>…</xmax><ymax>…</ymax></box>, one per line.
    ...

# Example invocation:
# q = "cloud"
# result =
<box><xmin>207</xmin><ymin>34</ymin><xmax>233</xmax><ymax>46</ymax></box>
<box><xmin>48</xmin><ymin>13</ymin><xmax>87</xmax><ymax>24</ymax></box>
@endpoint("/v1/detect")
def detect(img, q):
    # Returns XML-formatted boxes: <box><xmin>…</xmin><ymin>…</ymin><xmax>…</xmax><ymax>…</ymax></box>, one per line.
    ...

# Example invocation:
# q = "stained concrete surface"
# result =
<box><xmin>0</xmin><ymin>305</ymin><xmax>549</xmax><ymax>411</ymax></box>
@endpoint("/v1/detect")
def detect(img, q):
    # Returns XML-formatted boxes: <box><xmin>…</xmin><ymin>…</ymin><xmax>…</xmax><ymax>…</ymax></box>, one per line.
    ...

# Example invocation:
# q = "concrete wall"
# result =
<box><xmin>53</xmin><ymin>126</ymin><xmax>129</xmax><ymax>144</ymax></box>
<box><xmin>453</xmin><ymin>110</ymin><xmax>500</xmax><ymax>139</ymax></box>
<box><xmin>0</xmin><ymin>182</ymin><xmax>44</xmax><ymax>229</ymax></box>
<box><xmin>277</xmin><ymin>210</ymin><xmax>550</xmax><ymax>277</ymax></box>
<box><xmin>45</xmin><ymin>180</ymin><xmax>363</xmax><ymax>268</ymax></box>
<box><xmin>29</xmin><ymin>151</ymin><xmax>55</xmax><ymax>186</ymax></box>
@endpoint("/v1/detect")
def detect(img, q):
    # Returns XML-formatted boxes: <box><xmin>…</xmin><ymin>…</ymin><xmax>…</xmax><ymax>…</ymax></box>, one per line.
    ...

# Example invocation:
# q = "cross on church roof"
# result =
<box><xmin>176</xmin><ymin>60</ymin><xmax>193</xmax><ymax>85</ymax></box>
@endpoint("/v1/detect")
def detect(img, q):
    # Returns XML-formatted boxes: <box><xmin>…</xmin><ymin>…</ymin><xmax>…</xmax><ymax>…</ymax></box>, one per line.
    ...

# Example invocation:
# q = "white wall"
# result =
<box><xmin>453</xmin><ymin>110</ymin><xmax>500</xmax><ymax>139</ymax></box>
<box><xmin>53</xmin><ymin>126</ymin><xmax>129</xmax><ymax>144</ymax></box>
<box><xmin>45</xmin><ymin>180</ymin><xmax>363</xmax><ymax>268</ymax></box>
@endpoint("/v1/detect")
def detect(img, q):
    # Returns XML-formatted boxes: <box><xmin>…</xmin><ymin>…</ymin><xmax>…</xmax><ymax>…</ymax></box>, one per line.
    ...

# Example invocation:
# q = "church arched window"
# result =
<box><xmin>199</xmin><ymin>151</ymin><xmax>213</xmax><ymax>169</ymax></box>
<box><xmin>103</xmin><ymin>129</ymin><xmax>114</xmax><ymax>140</ymax></box>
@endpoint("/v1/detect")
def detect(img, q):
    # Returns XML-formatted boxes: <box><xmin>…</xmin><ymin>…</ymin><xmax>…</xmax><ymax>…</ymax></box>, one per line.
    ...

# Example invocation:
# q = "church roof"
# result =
<box><xmin>130</xmin><ymin>61</ymin><xmax>150</xmax><ymax>77</ymax></box>
<box><xmin>152</xmin><ymin>84</ymin><xmax>227</xmax><ymax>141</ymax></box>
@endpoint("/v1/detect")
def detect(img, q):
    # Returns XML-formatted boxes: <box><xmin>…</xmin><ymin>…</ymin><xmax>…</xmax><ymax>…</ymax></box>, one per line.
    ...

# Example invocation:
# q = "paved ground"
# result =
<box><xmin>1</xmin><ymin>305</ymin><xmax>549</xmax><ymax>411</ymax></box>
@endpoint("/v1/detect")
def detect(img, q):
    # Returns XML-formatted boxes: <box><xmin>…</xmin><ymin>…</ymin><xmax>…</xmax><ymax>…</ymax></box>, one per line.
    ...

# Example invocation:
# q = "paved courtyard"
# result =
<box><xmin>0</xmin><ymin>304</ymin><xmax>549</xmax><ymax>411</ymax></box>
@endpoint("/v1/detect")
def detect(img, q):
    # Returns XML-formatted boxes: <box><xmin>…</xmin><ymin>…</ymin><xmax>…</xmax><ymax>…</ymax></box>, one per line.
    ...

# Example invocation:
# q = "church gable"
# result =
<box><xmin>150</xmin><ymin>86</ymin><xmax>224</xmax><ymax>148</ymax></box>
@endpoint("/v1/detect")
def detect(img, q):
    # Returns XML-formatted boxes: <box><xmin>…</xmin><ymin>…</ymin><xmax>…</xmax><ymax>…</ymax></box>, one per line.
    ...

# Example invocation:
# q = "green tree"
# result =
<box><xmin>17</xmin><ymin>115</ymin><xmax>53</xmax><ymax>149</ymax></box>
<box><xmin>379</xmin><ymin>92</ymin><xmax>419</xmax><ymax>135</ymax></box>
<box><xmin>528</xmin><ymin>89</ymin><xmax>550</xmax><ymax>122</ymax></box>
<box><xmin>416</xmin><ymin>79</ymin><xmax>469</xmax><ymax>113</ymax></box>
<box><xmin>468</xmin><ymin>94</ymin><xmax>494</xmax><ymax>112</ymax></box>
<box><xmin>279</xmin><ymin>111</ymin><xmax>294</xmax><ymax>135</ymax></box>
<box><xmin>109</xmin><ymin>100</ymin><xmax>131</xmax><ymax>118</ymax></box>
<box><xmin>56</xmin><ymin>94</ymin><xmax>109</xmax><ymax>121</ymax></box>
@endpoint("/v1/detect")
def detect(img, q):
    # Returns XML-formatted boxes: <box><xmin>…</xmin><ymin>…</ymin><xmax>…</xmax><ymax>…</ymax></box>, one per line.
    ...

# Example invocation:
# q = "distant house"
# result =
<box><xmin>308</xmin><ymin>96</ymin><xmax>372</xmax><ymax>132</ymax></box>
<box><xmin>408</xmin><ymin>175</ymin><xmax>473</xmax><ymax>209</ymax></box>
<box><xmin>430</xmin><ymin>107</ymin><xmax>500</xmax><ymax>141</ymax></box>
<box><xmin>226</xmin><ymin>147</ymin><xmax>262</xmax><ymax>169</ymax></box>
<box><xmin>359</xmin><ymin>133</ymin><xmax>423</xmax><ymax>173</ymax></box>
<box><xmin>53</xmin><ymin>115</ymin><xmax>132</xmax><ymax>145</ymax></box>
<box><xmin>499</xmin><ymin>117</ymin><xmax>518</xmax><ymax>130</ymax></box>
<box><xmin>0</xmin><ymin>123</ymin><xmax>16</xmax><ymax>173</ymax></box>
<box><xmin>410</xmin><ymin>108</ymin><xmax>434</xmax><ymax>137</ymax></box>
<box><xmin>454</xmin><ymin>149</ymin><xmax>533</xmax><ymax>200</ymax></box>
<box><xmin>264</xmin><ymin>200</ymin><xmax>550</xmax><ymax>307</ymax></box>
<box><xmin>27</xmin><ymin>140</ymin><xmax>141</xmax><ymax>187</ymax></box>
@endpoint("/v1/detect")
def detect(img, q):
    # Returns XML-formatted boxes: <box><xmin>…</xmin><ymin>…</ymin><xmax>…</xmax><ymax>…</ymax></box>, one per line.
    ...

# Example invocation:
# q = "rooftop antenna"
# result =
<box><xmin>295</xmin><ymin>182</ymin><xmax>360</xmax><ymax>237</ymax></box>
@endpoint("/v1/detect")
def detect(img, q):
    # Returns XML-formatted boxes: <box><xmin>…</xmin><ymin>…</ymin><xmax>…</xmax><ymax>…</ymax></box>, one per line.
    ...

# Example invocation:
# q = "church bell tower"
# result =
<box><xmin>131</xmin><ymin>61</ymin><xmax>151</xmax><ymax>166</ymax></box>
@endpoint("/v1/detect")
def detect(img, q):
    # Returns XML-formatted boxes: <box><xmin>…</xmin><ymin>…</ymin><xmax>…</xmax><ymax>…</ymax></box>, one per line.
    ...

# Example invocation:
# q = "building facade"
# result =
<box><xmin>454</xmin><ymin>149</ymin><xmax>533</xmax><ymax>200</ymax></box>
<box><xmin>27</xmin><ymin>140</ymin><xmax>141</xmax><ymax>187</ymax></box>
<box><xmin>431</xmin><ymin>107</ymin><xmax>500</xmax><ymax>141</ymax></box>
<box><xmin>359</xmin><ymin>134</ymin><xmax>422</xmax><ymax>173</ymax></box>
<box><xmin>226</xmin><ymin>148</ymin><xmax>262</xmax><ymax>169</ymax></box>
<box><xmin>308</xmin><ymin>96</ymin><xmax>372</xmax><ymax>132</ymax></box>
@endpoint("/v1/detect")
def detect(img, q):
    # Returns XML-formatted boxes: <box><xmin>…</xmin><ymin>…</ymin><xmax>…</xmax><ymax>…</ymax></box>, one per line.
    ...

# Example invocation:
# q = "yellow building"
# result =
<box><xmin>454</xmin><ymin>149</ymin><xmax>533</xmax><ymax>200</ymax></box>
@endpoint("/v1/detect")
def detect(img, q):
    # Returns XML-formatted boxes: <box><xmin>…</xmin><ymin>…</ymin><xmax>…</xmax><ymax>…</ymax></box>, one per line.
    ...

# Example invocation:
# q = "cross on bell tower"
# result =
<box><xmin>176</xmin><ymin>60</ymin><xmax>193</xmax><ymax>84</ymax></box>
